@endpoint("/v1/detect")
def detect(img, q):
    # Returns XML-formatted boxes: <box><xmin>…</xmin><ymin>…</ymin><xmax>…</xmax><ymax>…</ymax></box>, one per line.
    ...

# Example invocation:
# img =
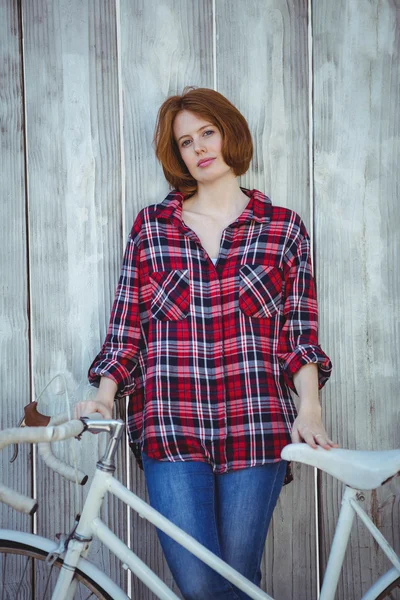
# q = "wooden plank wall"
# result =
<box><xmin>216</xmin><ymin>2</ymin><xmax>318</xmax><ymax>599</ymax></box>
<box><xmin>1</xmin><ymin>1</ymin><xmax>398</xmax><ymax>599</ymax></box>
<box><xmin>313</xmin><ymin>1</ymin><xmax>400</xmax><ymax>598</ymax></box>
<box><xmin>0</xmin><ymin>1</ymin><xmax>33</xmax><ymax>596</ymax></box>
<box><xmin>121</xmin><ymin>2</ymin><xmax>215</xmax><ymax>596</ymax></box>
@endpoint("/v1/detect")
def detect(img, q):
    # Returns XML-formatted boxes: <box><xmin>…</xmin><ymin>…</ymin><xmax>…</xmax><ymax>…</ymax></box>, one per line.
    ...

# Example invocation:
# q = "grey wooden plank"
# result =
<box><xmin>21</xmin><ymin>0</ymin><xmax>127</xmax><ymax>592</ymax></box>
<box><xmin>121</xmin><ymin>0</ymin><xmax>214</xmax><ymax>235</ymax></box>
<box><xmin>120</xmin><ymin>0</ymin><xmax>213</xmax><ymax>597</ymax></box>
<box><xmin>217</xmin><ymin>1</ymin><xmax>317</xmax><ymax>598</ymax></box>
<box><xmin>0</xmin><ymin>1</ymin><xmax>32</xmax><ymax>595</ymax></box>
<box><xmin>313</xmin><ymin>0</ymin><xmax>400</xmax><ymax>597</ymax></box>
<box><xmin>0</xmin><ymin>0</ymin><xmax>32</xmax><ymax>532</ymax></box>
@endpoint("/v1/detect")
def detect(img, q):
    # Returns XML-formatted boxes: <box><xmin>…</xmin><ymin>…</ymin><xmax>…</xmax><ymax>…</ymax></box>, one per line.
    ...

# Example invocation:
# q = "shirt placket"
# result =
<box><xmin>215</xmin><ymin>222</ymin><xmax>244</xmax><ymax>469</ymax></box>
<box><xmin>170</xmin><ymin>213</ymin><xmax>230</xmax><ymax>472</ymax></box>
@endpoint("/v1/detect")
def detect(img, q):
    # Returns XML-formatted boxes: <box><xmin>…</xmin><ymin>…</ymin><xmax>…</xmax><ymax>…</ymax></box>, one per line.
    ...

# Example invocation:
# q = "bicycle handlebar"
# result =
<box><xmin>0</xmin><ymin>413</ymin><xmax>100</xmax><ymax>514</ymax></box>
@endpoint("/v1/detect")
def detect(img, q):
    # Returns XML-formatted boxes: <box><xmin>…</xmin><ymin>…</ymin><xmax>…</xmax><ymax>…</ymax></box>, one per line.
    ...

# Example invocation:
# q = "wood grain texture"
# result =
<box><xmin>0</xmin><ymin>1</ymin><xmax>32</xmax><ymax>593</ymax></box>
<box><xmin>0</xmin><ymin>0</ymin><xmax>31</xmax><ymax>515</ymax></box>
<box><xmin>120</xmin><ymin>0</ymin><xmax>213</xmax><ymax>596</ymax></box>
<box><xmin>313</xmin><ymin>0</ymin><xmax>400</xmax><ymax>597</ymax></box>
<box><xmin>121</xmin><ymin>0</ymin><xmax>214</xmax><ymax>234</ymax></box>
<box><xmin>2</xmin><ymin>0</ymin><xmax>398</xmax><ymax>597</ymax></box>
<box><xmin>20</xmin><ymin>0</ymin><xmax>127</xmax><ymax>591</ymax></box>
<box><xmin>216</xmin><ymin>1</ymin><xmax>317</xmax><ymax>598</ymax></box>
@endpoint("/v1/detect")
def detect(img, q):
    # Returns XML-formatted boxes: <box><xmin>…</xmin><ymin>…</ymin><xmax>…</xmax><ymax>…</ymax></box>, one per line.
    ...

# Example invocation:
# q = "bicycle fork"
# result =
<box><xmin>51</xmin><ymin>465</ymin><xmax>109</xmax><ymax>598</ymax></box>
<box><xmin>50</xmin><ymin>537</ymin><xmax>92</xmax><ymax>600</ymax></box>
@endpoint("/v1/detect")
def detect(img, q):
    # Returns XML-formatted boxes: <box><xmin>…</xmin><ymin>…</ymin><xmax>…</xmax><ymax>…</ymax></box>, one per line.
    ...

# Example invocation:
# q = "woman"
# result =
<box><xmin>74</xmin><ymin>86</ymin><xmax>337</xmax><ymax>600</ymax></box>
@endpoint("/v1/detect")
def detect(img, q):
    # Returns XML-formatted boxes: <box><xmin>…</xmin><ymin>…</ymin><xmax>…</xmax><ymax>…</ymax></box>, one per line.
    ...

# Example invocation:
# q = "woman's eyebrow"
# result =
<box><xmin>178</xmin><ymin>124</ymin><xmax>214</xmax><ymax>142</ymax></box>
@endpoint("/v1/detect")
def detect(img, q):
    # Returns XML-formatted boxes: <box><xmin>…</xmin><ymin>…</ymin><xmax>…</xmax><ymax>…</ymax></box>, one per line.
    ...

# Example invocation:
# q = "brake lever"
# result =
<box><xmin>9</xmin><ymin>415</ymin><xmax>26</xmax><ymax>463</ymax></box>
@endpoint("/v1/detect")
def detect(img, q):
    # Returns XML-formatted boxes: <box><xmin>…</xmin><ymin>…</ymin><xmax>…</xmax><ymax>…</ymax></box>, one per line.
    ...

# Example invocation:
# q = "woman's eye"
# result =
<box><xmin>181</xmin><ymin>130</ymin><xmax>214</xmax><ymax>147</ymax></box>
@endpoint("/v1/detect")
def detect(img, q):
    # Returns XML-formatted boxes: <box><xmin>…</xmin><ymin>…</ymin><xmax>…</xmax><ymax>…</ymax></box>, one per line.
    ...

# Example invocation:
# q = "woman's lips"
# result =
<box><xmin>198</xmin><ymin>158</ymin><xmax>215</xmax><ymax>168</ymax></box>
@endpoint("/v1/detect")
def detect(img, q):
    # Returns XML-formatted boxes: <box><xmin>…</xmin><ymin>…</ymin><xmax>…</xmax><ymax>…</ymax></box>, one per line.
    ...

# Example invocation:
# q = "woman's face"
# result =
<box><xmin>173</xmin><ymin>110</ymin><xmax>231</xmax><ymax>183</ymax></box>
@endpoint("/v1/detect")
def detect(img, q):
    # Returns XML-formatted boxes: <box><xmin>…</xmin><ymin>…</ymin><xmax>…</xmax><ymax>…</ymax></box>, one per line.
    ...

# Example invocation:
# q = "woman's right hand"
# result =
<box><xmin>73</xmin><ymin>376</ymin><xmax>118</xmax><ymax>420</ymax></box>
<box><xmin>73</xmin><ymin>396</ymin><xmax>114</xmax><ymax>420</ymax></box>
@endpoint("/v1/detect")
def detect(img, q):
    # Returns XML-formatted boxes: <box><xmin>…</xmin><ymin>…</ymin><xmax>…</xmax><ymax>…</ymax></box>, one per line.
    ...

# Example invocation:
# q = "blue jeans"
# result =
<box><xmin>141</xmin><ymin>452</ymin><xmax>287</xmax><ymax>600</ymax></box>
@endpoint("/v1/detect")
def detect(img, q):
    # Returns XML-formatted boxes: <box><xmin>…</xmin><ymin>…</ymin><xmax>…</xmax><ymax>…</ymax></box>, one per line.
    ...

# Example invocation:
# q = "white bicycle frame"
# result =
<box><xmin>52</xmin><ymin>467</ymin><xmax>273</xmax><ymax>600</ymax></box>
<box><xmin>52</xmin><ymin>457</ymin><xmax>400</xmax><ymax>600</ymax></box>
<box><xmin>320</xmin><ymin>486</ymin><xmax>400</xmax><ymax>600</ymax></box>
<box><xmin>1</xmin><ymin>416</ymin><xmax>399</xmax><ymax>600</ymax></box>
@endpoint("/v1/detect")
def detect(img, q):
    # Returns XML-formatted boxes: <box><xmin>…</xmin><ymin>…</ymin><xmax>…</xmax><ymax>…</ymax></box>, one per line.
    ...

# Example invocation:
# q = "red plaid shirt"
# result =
<box><xmin>88</xmin><ymin>187</ymin><xmax>332</xmax><ymax>482</ymax></box>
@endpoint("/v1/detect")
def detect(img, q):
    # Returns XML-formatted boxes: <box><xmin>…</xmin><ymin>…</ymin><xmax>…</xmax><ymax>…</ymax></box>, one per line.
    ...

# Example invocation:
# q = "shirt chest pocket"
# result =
<box><xmin>150</xmin><ymin>269</ymin><xmax>191</xmax><ymax>321</ymax></box>
<box><xmin>239</xmin><ymin>264</ymin><xmax>283</xmax><ymax>318</ymax></box>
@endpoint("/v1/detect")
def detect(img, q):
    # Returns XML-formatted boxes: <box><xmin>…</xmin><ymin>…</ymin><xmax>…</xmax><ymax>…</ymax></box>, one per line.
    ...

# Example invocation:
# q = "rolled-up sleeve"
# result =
<box><xmin>277</xmin><ymin>224</ymin><xmax>333</xmax><ymax>395</ymax></box>
<box><xmin>88</xmin><ymin>218</ymin><xmax>143</xmax><ymax>399</ymax></box>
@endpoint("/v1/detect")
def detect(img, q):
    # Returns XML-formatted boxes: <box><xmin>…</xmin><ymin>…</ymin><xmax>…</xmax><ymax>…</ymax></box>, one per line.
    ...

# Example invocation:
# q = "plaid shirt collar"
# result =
<box><xmin>153</xmin><ymin>187</ymin><xmax>272</xmax><ymax>225</ymax></box>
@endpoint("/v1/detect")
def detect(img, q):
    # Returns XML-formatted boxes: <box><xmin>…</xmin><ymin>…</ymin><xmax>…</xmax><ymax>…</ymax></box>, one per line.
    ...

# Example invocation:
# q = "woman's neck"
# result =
<box><xmin>186</xmin><ymin>177</ymin><xmax>249</xmax><ymax>219</ymax></box>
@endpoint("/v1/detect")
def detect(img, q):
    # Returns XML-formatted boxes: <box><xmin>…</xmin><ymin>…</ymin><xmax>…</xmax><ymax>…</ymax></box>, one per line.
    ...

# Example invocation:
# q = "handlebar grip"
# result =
<box><xmin>38</xmin><ymin>441</ymin><xmax>87</xmax><ymax>484</ymax></box>
<box><xmin>0</xmin><ymin>424</ymin><xmax>72</xmax><ymax>451</ymax></box>
<box><xmin>37</xmin><ymin>413</ymin><xmax>105</xmax><ymax>484</ymax></box>
<box><xmin>1</xmin><ymin>412</ymin><xmax>108</xmax><ymax>513</ymax></box>
<box><xmin>0</xmin><ymin>418</ymin><xmax>86</xmax><ymax>513</ymax></box>
<box><xmin>37</xmin><ymin>414</ymin><xmax>90</xmax><ymax>483</ymax></box>
<box><xmin>0</xmin><ymin>484</ymin><xmax>37</xmax><ymax>515</ymax></box>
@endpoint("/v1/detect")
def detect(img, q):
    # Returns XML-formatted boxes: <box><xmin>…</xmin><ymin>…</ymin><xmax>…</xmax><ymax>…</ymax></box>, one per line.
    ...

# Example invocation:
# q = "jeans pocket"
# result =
<box><xmin>150</xmin><ymin>269</ymin><xmax>191</xmax><ymax>321</ymax></box>
<box><xmin>239</xmin><ymin>264</ymin><xmax>283</xmax><ymax>318</ymax></box>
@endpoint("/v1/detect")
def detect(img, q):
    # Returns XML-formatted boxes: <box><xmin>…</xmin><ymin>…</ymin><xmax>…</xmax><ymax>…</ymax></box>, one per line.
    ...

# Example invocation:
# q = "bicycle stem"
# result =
<box><xmin>80</xmin><ymin>417</ymin><xmax>125</xmax><ymax>472</ymax></box>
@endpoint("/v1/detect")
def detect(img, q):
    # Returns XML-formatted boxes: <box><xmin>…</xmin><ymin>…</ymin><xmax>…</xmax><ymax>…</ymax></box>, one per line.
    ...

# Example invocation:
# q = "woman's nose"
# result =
<box><xmin>193</xmin><ymin>139</ymin><xmax>206</xmax><ymax>153</ymax></box>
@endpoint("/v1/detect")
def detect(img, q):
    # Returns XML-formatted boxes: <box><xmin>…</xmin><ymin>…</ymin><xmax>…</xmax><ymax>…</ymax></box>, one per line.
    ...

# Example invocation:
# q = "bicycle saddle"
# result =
<box><xmin>281</xmin><ymin>444</ymin><xmax>400</xmax><ymax>490</ymax></box>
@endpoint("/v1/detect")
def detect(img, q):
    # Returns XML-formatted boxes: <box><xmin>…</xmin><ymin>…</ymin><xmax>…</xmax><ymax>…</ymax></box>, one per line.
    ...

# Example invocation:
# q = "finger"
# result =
<box><xmin>326</xmin><ymin>438</ymin><xmax>340</xmax><ymax>448</ymax></box>
<box><xmin>291</xmin><ymin>425</ymin><xmax>301</xmax><ymax>444</ymax></box>
<box><xmin>326</xmin><ymin>437</ymin><xmax>339</xmax><ymax>445</ymax></box>
<box><xmin>314</xmin><ymin>433</ymin><xmax>331</xmax><ymax>449</ymax></box>
<box><xmin>301</xmin><ymin>430</ymin><xmax>318</xmax><ymax>449</ymax></box>
<box><xmin>73</xmin><ymin>402</ymin><xmax>93</xmax><ymax>419</ymax></box>
<box><xmin>314</xmin><ymin>432</ymin><xmax>340</xmax><ymax>450</ymax></box>
<box><xmin>89</xmin><ymin>401</ymin><xmax>111</xmax><ymax>419</ymax></box>
<box><xmin>73</xmin><ymin>401</ymin><xmax>105</xmax><ymax>419</ymax></box>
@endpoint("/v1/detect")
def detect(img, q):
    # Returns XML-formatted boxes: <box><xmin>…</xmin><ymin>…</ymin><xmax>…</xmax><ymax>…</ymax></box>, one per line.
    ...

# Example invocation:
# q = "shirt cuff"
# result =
<box><xmin>88</xmin><ymin>359</ymin><xmax>135</xmax><ymax>399</ymax></box>
<box><xmin>278</xmin><ymin>344</ymin><xmax>333</xmax><ymax>394</ymax></box>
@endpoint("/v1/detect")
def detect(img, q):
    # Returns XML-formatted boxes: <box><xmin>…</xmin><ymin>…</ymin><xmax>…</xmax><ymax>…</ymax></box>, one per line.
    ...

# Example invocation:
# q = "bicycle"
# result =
<box><xmin>0</xmin><ymin>410</ymin><xmax>399</xmax><ymax>599</ymax></box>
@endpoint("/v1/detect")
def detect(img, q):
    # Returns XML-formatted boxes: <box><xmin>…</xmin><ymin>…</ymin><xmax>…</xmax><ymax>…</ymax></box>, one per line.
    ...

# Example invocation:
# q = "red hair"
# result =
<box><xmin>153</xmin><ymin>86</ymin><xmax>253</xmax><ymax>198</ymax></box>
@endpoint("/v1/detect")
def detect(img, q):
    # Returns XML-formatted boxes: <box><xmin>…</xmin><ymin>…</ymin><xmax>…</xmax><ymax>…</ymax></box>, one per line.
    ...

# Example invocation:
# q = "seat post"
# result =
<box><xmin>320</xmin><ymin>486</ymin><xmax>358</xmax><ymax>600</ymax></box>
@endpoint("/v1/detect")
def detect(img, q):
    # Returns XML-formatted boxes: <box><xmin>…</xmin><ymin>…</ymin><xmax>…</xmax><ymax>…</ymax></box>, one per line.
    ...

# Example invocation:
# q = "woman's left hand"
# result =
<box><xmin>291</xmin><ymin>407</ymin><xmax>339</xmax><ymax>450</ymax></box>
